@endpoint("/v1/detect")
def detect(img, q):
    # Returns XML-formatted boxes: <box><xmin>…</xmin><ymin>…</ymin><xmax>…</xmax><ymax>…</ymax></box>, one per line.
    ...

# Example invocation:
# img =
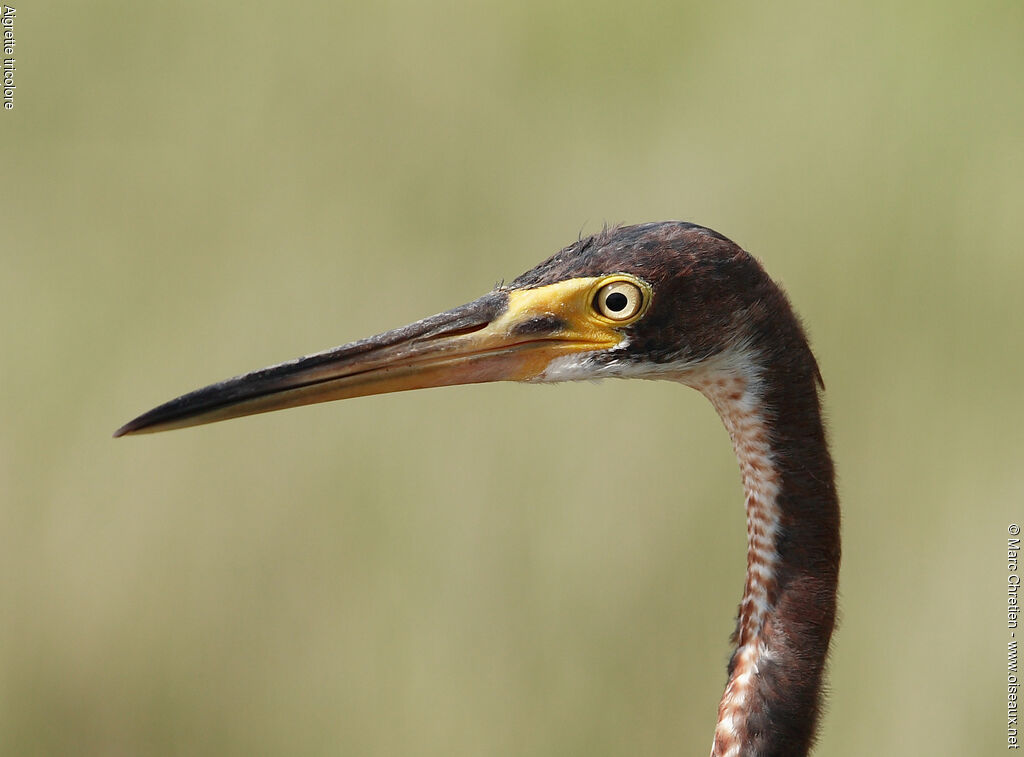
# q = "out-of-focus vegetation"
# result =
<box><xmin>2</xmin><ymin>2</ymin><xmax>1021</xmax><ymax>755</ymax></box>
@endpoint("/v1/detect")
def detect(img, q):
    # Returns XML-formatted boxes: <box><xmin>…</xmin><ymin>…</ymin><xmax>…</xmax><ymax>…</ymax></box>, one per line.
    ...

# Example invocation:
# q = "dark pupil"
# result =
<box><xmin>606</xmin><ymin>292</ymin><xmax>628</xmax><ymax>312</ymax></box>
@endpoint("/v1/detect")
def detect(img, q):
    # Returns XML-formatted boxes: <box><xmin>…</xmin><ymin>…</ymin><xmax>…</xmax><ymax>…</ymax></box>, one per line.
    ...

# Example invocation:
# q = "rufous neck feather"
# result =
<box><xmin>683</xmin><ymin>347</ymin><xmax>839</xmax><ymax>757</ymax></box>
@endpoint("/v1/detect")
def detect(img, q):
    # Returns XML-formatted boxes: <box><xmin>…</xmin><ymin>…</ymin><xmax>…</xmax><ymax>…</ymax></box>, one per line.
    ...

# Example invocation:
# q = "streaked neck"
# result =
<box><xmin>685</xmin><ymin>349</ymin><xmax>840</xmax><ymax>757</ymax></box>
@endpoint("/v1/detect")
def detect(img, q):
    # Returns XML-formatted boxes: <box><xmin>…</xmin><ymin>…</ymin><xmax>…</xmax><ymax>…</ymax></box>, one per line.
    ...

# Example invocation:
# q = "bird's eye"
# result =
<box><xmin>594</xmin><ymin>280</ymin><xmax>645</xmax><ymax>321</ymax></box>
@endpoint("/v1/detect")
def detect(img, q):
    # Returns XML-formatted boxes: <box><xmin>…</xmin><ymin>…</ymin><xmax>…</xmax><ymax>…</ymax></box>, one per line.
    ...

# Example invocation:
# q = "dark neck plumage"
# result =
<box><xmin>687</xmin><ymin>332</ymin><xmax>840</xmax><ymax>757</ymax></box>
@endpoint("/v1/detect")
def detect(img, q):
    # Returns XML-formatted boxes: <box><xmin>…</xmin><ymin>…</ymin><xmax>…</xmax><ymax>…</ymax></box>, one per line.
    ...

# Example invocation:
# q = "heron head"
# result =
<box><xmin>115</xmin><ymin>222</ymin><xmax>783</xmax><ymax>436</ymax></box>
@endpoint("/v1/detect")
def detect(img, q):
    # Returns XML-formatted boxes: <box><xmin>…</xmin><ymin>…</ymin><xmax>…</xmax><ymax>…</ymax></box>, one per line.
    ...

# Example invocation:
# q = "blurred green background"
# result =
<box><xmin>3</xmin><ymin>1</ymin><xmax>1022</xmax><ymax>755</ymax></box>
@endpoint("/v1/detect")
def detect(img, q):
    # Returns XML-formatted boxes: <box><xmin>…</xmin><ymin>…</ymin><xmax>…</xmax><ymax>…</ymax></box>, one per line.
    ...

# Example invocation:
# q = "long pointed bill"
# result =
<box><xmin>114</xmin><ymin>278</ymin><xmax>632</xmax><ymax>437</ymax></box>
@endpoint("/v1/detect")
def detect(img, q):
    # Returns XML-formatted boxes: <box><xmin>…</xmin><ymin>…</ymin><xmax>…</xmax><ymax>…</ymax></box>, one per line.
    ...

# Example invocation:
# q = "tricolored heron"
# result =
<box><xmin>117</xmin><ymin>222</ymin><xmax>840</xmax><ymax>757</ymax></box>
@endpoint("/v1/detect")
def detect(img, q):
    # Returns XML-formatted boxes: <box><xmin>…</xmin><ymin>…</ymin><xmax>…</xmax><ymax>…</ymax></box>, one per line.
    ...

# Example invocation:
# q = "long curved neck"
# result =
<box><xmin>687</xmin><ymin>348</ymin><xmax>840</xmax><ymax>757</ymax></box>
